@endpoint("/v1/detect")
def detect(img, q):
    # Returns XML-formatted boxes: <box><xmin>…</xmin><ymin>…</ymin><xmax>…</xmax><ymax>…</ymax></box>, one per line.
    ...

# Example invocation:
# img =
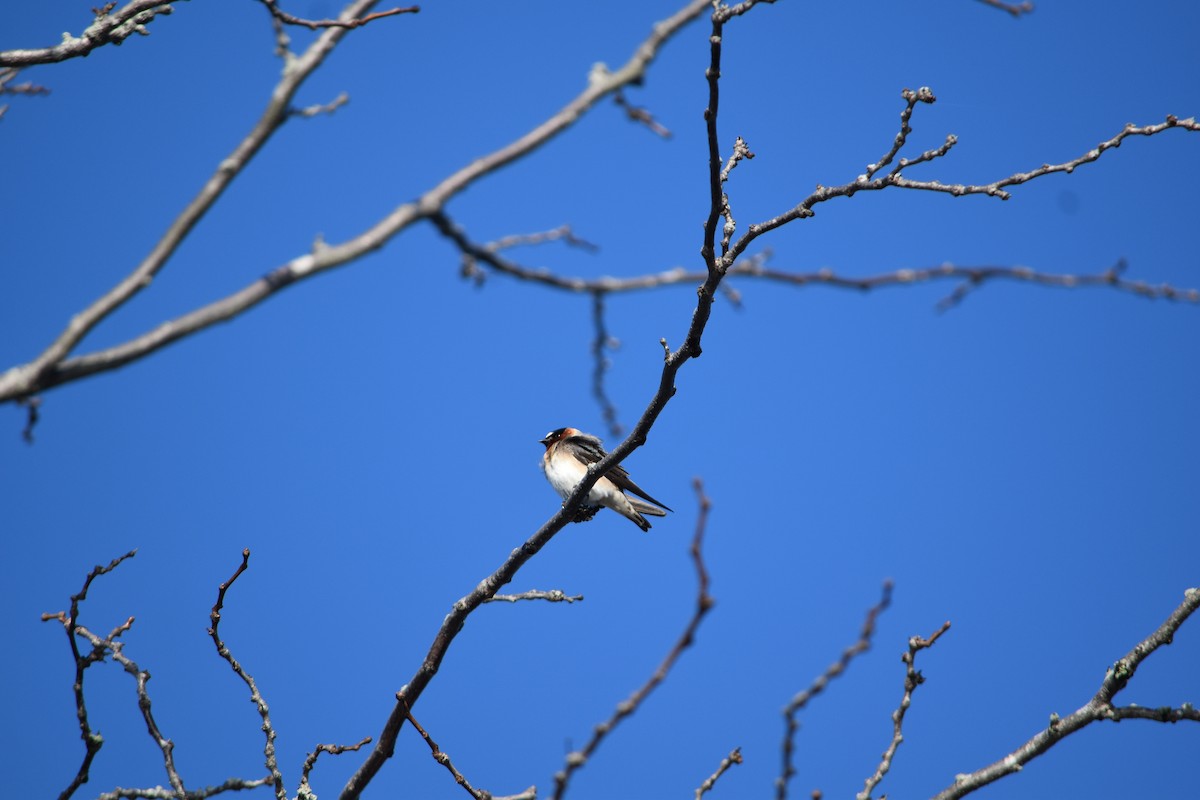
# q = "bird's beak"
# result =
<box><xmin>539</xmin><ymin>435</ymin><xmax>553</xmax><ymax>446</ymax></box>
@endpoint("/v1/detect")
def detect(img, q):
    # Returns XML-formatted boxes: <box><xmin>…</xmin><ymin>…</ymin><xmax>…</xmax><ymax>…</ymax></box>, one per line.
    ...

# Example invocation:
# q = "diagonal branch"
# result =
<box><xmin>75</xmin><ymin>624</ymin><xmax>188</xmax><ymax>798</ymax></box>
<box><xmin>777</xmin><ymin>581</ymin><xmax>893</xmax><ymax>800</ymax></box>
<box><xmin>696</xmin><ymin>747</ymin><xmax>743</xmax><ymax>800</ymax></box>
<box><xmin>735</xmin><ymin>100</ymin><xmax>1198</xmax><ymax>256</ymax></box>
<box><xmin>974</xmin><ymin>0</ymin><xmax>1034</xmax><ymax>17</ymax></box>
<box><xmin>549</xmin><ymin>478</ymin><xmax>717</xmax><ymax>800</ymax></box>
<box><xmin>858</xmin><ymin>621</ymin><xmax>951</xmax><ymax>800</ymax></box>
<box><xmin>0</xmin><ymin>0</ymin><xmax>713</xmax><ymax>406</ymax></box>
<box><xmin>0</xmin><ymin>0</ymin><xmax>387</xmax><ymax>404</ymax></box>
<box><xmin>929</xmin><ymin>587</ymin><xmax>1200</xmax><ymax>800</ymax></box>
<box><xmin>404</xmin><ymin>707</ymin><xmax>536</xmax><ymax>800</ymax></box>
<box><xmin>41</xmin><ymin>549</ymin><xmax>138</xmax><ymax>800</ymax></box>
<box><xmin>0</xmin><ymin>1</ymin><xmax>177</xmax><ymax>67</ymax></box>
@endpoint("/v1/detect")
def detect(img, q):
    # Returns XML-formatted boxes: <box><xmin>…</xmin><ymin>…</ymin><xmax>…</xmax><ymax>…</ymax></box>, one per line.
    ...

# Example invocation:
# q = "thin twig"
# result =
<box><xmin>461</xmin><ymin>224</ymin><xmax>599</xmax><ymax>285</ymax></box>
<box><xmin>255</xmin><ymin>0</ymin><xmax>418</xmax><ymax>30</ymax></box>
<box><xmin>550</xmin><ymin>478</ymin><xmax>716</xmax><ymax>800</ymax></box>
<box><xmin>289</xmin><ymin>92</ymin><xmax>350</xmax><ymax>118</ymax></box>
<box><xmin>17</xmin><ymin>395</ymin><xmax>40</xmax><ymax>443</ymax></box>
<box><xmin>42</xmin><ymin>550</ymin><xmax>137</xmax><ymax>800</ymax></box>
<box><xmin>298</xmin><ymin>738</ymin><xmax>372</xmax><ymax>800</ymax></box>
<box><xmin>777</xmin><ymin>581</ymin><xmax>893</xmax><ymax>800</ymax></box>
<box><xmin>929</xmin><ymin>587</ymin><xmax>1200</xmax><ymax>800</ymax></box>
<box><xmin>696</xmin><ymin>748</ymin><xmax>743</xmax><ymax>800</ymax></box>
<box><xmin>485</xmin><ymin>589</ymin><xmax>584</xmax><ymax>603</ymax></box>
<box><xmin>405</xmin><ymin>707</ymin><xmax>534</xmax><ymax>800</ymax></box>
<box><xmin>727</xmin><ymin>105</ymin><xmax>1198</xmax><ymax>266</ymax></box>
<box><xmin>590</xmin><ymin>291</ymin><xmax>623</xmax><ymax>438</ymax></box>
<box><xmin>614</xmin><ymin>89</ymin><xmax>673</xmax><ymax>138</ymax></box>
<box><xmin>974</xmin><ymin>0</ymin><xmax>1034</xmax><ymax>17</ymax></box>
<box><xmin>0</xmin><ymin>66</ymin><xmax>50</xmax><ymax>97</ymax></box>
<box><xmin>865</xmin><ymin>86</ymin><xmax>937</xmax><ymax>181</ymax></box>
<box><xmin>95</xmin><ymin>776</ymin><xmax>275</xmax><ymax>800</ymax></box>
<box><xmin>208</xmin><ymin>550</ymin><xmax>286</xmax><ymax>800</ymax></box>
<box><xmin>857</xmin><ymin>621</ymin><xmax>952</xmax><ymax>800</ymax></box>
<box><xmin>75</xmin><ymin>625</ymin><xmax>188</xmax><ymax>798</ymax></box>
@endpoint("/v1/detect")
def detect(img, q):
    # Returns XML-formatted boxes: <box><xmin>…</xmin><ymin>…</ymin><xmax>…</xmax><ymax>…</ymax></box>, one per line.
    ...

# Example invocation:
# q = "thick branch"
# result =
<box><xmin>0</xmin><ymin>1</ymin><xmax>176</xmax><ymax>67</ymax></box>
<box><xmin>0</xmin><ymin>0</ymin><xmax>712</xmax><ymax>405</ymax></box>
<box><xmin>0</xmin><ymin>0</ymin><xmax>385</xmax><ymax>403</ymax></box>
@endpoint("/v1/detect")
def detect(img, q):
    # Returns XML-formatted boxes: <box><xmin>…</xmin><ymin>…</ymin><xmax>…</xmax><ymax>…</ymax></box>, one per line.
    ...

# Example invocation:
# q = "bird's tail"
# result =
<box><xmin>629</xmin><ymin>498</ymin><xmax>668</xmax><ymax>517</ymax></box>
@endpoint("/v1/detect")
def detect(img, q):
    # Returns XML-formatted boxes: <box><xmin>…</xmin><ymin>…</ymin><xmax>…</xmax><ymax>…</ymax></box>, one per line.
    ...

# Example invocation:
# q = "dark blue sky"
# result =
<box><xmin>3</xmin><ymin>2</ymin><xmax>1198</xmax><ymax>799</ymax></box>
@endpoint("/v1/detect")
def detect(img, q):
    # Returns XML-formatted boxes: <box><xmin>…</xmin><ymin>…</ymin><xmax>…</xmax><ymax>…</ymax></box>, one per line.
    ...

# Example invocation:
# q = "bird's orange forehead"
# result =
<box><xmin>541</xmin><ymin>426</ymin><xmax>576</xmax><ymax>448</ymax></box>
<box><xmin>542</xmin><ymin>426</ymin><xmax>580</xmax><ymax>442</ymax></box>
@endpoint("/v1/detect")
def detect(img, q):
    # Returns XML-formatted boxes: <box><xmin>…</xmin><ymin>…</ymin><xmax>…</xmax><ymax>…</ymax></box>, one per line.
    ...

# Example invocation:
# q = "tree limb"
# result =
<box><xmin>928</xmin><ymin>588</ymin><xmax>1200</xmax><ymax>800</ymax></box>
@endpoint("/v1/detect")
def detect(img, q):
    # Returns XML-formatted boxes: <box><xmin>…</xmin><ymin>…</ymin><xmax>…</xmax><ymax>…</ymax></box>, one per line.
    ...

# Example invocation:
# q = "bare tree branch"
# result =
<box><xmin>16</xmin><ymin>395</ymin><xmax>40</xmax><ymax>443</ymax></box>
<box><xmin>289</xmin><ymin>91</ymin><xmax>350</xmax><ymax>118</ymax></box>
<box><xmin>42</xmin><ymin>551</ymin><xmax>273</xmax><ymax>800</ymax></box>
<box><xmin>0</xmin><ymin>1</ymin><xmax>177</xmax><ymax>67</ymax></box>
<box><xmin>460</xmin><ymin>223</ymin><xmax>599</xmax><ymax>285</ymax></box>
<box><xmin>858</xmin><ymin>620</ymin><xmax>952</xmax><ymax>800</ymax></box>
<box><xmin>929</xmin><ymin>588</ymin><xmax>1200</xmax><ymax>800</ymax></box>
<box><xmin>613</xmin><ymin>89</ymin><xmax>673</xmax><ymax>138</ymax></box>
<box><xmin>429</xmin><ymin>209</ymin><xmax>1200</xmax><ymax>304</ymax></box>
<box><xmin>777</xmin><ymin>581</ymin><xmax>893</xmax><ymax>800</ymax></box>
<box><xmin>549</xmin><ymin>478</ymin><xmax>716</xmax><ymax>800</ymax></box>
<box><xmin>73</xmin><ymin>622</ymin><xmax>188</xmax><ymax>798</ymax></box>
<box><xmin>696</xmin><ymin>747</ymin><xmax>743</xmax><ymax>800</ymax></box>
<box><xmin>736</xmin><ymin>99</ymin><xmax>1198</xmax><ymax>257</ymax></box>
<box><xmin>254</xmin><ymin>0</ymin><xmax>418</xmax><ymax>30</ymax></box>
<box><xmin>484</xmin><ymin>589</ymin><xmax>584</xmax><ymax>603</ymax></box>
<box><xmin>0</xmin><ymin>0</ymin><xmax>388</xmax><ymax>404</ymax></box>
<box><xmin>0</xmin><ymin>0</ymin><xmax>713</xmax><ymax>406</ymax></box>
<box><xmin>207</xmin><ymin>549</ymin><xmax>287</xmax><ymax>800</ymax></box>
<box><xmin>298</xmin><ymin>738</ymin><xmax>371</xmax><ymax>800</ymax></box>
<box><xmin>590</xmin><ymin>291</ymin><xmax>624</xmax><ymax>438</ymax></box>
<box><xmin>0</xmin><ymin>66</ymin><xmax>50</xmax><ymax>118</ymax></box>
<box><xmin>96</xmin><ymin>776</ymin><xmax>275</xmax><ymax>800</ymax></box>
<box><xmin>405</xmin><ymin>707</ymin><xmax>536</xmax><ymax>800</ymax></box>
<box><xmin>40</xmin><ymin>549</ymin><xmax>137</xmax><ymax>800</ymax></box>
<box><xmin>974</xmin><ymin>0</ymin><xmax>1034</xmax><ymax>17</ymax></box>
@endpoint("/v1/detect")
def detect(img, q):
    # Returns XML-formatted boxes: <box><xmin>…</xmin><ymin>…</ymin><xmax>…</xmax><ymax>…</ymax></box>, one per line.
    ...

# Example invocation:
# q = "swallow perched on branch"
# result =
<box><xmin>540</xmin><ymin>427</ymin><xmax>671</xmax><ymax>532</ymax></box>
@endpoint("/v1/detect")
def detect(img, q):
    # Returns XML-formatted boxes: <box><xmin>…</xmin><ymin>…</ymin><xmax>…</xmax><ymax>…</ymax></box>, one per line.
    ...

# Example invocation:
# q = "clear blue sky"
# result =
<box><xmin>3</xmin><ymin>2</ymin><xmax>1198</xmax><ymax>799</ymax></box>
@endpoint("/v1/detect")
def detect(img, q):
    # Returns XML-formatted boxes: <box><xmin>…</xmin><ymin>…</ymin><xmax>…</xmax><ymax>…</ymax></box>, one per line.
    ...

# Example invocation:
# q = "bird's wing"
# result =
<box><xmin>563</xmin><ymin>432</ymin><xmax>672</xmax><ymax>512</ymax></box>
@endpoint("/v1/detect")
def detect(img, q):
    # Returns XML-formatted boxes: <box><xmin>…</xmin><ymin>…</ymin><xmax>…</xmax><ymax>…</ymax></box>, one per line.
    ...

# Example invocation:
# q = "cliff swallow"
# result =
<box><xmin>540</xmin><ymin>427</ymin><xmax>671</xmax><ymax>531</ymax></box>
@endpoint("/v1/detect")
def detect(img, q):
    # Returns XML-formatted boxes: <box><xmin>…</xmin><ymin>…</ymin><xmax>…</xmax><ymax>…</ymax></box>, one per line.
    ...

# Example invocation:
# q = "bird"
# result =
<box><xmin>540</xmin><ymin>427</ymin><xmax>671</xmax><ymax>531</ymax></box>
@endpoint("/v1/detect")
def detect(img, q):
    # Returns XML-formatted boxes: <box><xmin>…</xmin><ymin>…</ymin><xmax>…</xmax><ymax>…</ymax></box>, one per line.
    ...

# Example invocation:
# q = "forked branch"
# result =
<box><xmin>928</xmin><ymin>589</ymin><xmax>1200</xmax><ymax>800</ymax></box>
